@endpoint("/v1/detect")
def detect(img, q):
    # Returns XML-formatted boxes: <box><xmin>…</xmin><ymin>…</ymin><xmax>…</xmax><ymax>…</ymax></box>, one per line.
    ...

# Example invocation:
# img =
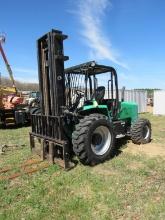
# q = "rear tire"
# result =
<box><xmin>131</xmin><ymin>118</ymin><xmax>151</xmax><ymax>144</ymax></box>
<box><xmin>72</xmin><ymin>114</ymin><xmax>115</xmax><ymax>165</ymax></box>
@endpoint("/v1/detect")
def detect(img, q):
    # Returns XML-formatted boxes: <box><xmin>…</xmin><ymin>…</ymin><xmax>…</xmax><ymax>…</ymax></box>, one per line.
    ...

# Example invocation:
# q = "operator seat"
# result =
<box><xmin>92</xmin><ymin>86</ymin><xmax>105</xmax><ymax>103</ymax></box>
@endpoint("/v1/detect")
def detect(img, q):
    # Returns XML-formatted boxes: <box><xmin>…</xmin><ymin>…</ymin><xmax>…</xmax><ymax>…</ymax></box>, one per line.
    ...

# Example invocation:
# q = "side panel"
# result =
<box><xmin>118</xmin><ymin>101</ymin><xmax>138</xmax><ymax>123</ymax></box>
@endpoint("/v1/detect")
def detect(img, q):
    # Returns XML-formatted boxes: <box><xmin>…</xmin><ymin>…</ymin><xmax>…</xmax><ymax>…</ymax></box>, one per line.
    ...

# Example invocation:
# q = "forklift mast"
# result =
<box><xmin>37</xmin><ymin>29</ymin><xmax>69</xmax><ymax>116</ymax></box>
<box><xmin>30</xmin><ymin>30</ymin><xmax>71</xmax><ymax>169</ymax></box>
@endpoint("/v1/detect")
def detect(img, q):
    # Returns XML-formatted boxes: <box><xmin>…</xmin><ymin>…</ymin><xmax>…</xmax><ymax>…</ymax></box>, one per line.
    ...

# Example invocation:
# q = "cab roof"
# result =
<box><xmin>65</xmin><ymin>61</ymin><xmax>116</xmax><ymax>75</ymax></box>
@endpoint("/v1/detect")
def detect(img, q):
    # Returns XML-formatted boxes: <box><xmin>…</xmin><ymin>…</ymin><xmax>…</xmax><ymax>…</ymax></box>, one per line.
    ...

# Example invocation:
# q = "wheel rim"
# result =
<box><xmin>142</xmin><ymin>125</ymin><xmax>150</xmax><ymax>140</ymax></box>
<box><xmin>91</xmin><ymin>126</ymin><xmax>111</xmax><ymax>156</ymax></box>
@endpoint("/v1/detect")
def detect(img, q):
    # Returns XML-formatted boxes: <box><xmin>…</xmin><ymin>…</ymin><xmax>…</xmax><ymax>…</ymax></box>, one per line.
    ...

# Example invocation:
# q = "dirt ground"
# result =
<box><xmin>147</xmin><ymin>106</ymin><xmax>153</xmax><ymax>113</ymax></box>
<box><xmin>124</xmin><ymin>142</ymin><xmax>165</xmax><ymax>157</ymax></box>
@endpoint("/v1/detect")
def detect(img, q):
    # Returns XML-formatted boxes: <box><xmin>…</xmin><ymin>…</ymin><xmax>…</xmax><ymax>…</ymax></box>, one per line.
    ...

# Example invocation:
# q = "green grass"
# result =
<box><xmin>0</xmin><ymin>114</ymin><xmax>165</xmax><ymax>220</ymax></box>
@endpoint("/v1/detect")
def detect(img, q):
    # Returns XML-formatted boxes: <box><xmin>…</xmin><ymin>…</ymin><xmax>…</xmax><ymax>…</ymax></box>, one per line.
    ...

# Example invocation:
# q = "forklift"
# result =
<box><xmin>30</xmin><ymin>29</ymin><xmax>151</xmax><ymax>169</ymax></box>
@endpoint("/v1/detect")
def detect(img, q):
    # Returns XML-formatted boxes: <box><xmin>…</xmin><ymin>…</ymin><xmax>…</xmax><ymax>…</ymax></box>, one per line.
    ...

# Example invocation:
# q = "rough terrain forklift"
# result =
<box><xmin>30</xmin><ymin>29</ymin><xmax>151</xmax><ymax>169</ymax></box>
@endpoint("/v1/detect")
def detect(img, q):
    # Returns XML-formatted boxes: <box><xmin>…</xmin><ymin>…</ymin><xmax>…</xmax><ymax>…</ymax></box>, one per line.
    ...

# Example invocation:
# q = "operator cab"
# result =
<box><xmin>65</xmin><ymin>61</ymin><xmax>119</xmax><ymax>117</ymax></box>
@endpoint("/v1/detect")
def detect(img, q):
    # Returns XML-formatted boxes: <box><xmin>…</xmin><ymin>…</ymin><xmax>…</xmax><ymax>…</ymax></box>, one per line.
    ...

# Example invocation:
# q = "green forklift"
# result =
<box><xmin>30</xmin><ymin>29</ymin><xmax>151</xmax><ymax>169</ymax></box>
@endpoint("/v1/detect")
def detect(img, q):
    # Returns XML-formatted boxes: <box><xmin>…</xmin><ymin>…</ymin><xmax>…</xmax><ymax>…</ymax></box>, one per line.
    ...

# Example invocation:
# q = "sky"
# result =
<box><xmin>0</xmin><ymin>0</ymin><xmax>165</xmax><ymax>89</ymax></box>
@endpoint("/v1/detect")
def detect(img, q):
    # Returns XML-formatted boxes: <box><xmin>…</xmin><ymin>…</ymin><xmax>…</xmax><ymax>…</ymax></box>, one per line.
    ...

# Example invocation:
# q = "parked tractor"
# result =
<box><xmin>30</xmin><ymin>29</ymin><xmax>151</xmax><ymax>169</ymax></box>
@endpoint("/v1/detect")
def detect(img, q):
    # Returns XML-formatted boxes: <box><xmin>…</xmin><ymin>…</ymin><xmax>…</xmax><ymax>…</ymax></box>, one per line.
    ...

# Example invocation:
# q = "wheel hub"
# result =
<box><xmin>92</xmin><ymin>133</ymin><xmax>102</xmax><ymax>145</ymax></box>
<box><xmin>91</xmin><ymin>126</ymin><xmax>111</xmax><ymax>156</ymax></box>
<box><xmin>142</xmin><ymin>125</ymin><xmax>150</xmax><ymax>140</ymax></box>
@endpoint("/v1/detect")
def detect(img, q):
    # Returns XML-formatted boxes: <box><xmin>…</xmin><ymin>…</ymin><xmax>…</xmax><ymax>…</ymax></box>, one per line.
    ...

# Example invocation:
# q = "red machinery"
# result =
<box><xmin>0</xmin><ymin>35</ymin><xmax>27</xmax><ymax>126</ymax></box>
<box><xmin>3</xmin><ymin>95</ymin><xmax>24</xmax><ymax>109</ymax></box>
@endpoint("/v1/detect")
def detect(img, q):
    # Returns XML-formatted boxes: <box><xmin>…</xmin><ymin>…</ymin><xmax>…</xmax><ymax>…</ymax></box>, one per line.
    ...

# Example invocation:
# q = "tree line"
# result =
<box><xmin>0</xmin><ymin>76</ymin><xmax>39</xmax><ymax>91</ymax></box>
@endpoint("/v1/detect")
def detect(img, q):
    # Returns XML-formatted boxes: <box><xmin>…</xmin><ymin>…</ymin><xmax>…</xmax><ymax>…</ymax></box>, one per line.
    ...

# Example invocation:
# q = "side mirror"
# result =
<box><xmin>121</xmin><ymin>86</ymin><xmax>125</xmax><ymax>102</ymax></box>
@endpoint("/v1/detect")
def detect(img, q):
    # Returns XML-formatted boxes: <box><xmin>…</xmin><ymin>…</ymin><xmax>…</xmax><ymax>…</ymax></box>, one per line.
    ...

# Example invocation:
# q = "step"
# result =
<box><xmin>5</xmin><ymin>122</ymin><xmax>15</xmax><ymax>126</ymax></box>
<box><xmin>5</xmin><ymin>118</ymin><xmax>15</xmax><ymax>123</ymax></box>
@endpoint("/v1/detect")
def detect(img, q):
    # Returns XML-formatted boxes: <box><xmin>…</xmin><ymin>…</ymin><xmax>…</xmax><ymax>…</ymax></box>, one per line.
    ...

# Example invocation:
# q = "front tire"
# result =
<box><xmin>131</xmin><ymin>118</ymin><xmax>151</xmax><ymax>144</ymax></box>
<box><xmin>72</xmin><ymin>114</ymin><xmax>115</xmax><ymax>165</ymax></box>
